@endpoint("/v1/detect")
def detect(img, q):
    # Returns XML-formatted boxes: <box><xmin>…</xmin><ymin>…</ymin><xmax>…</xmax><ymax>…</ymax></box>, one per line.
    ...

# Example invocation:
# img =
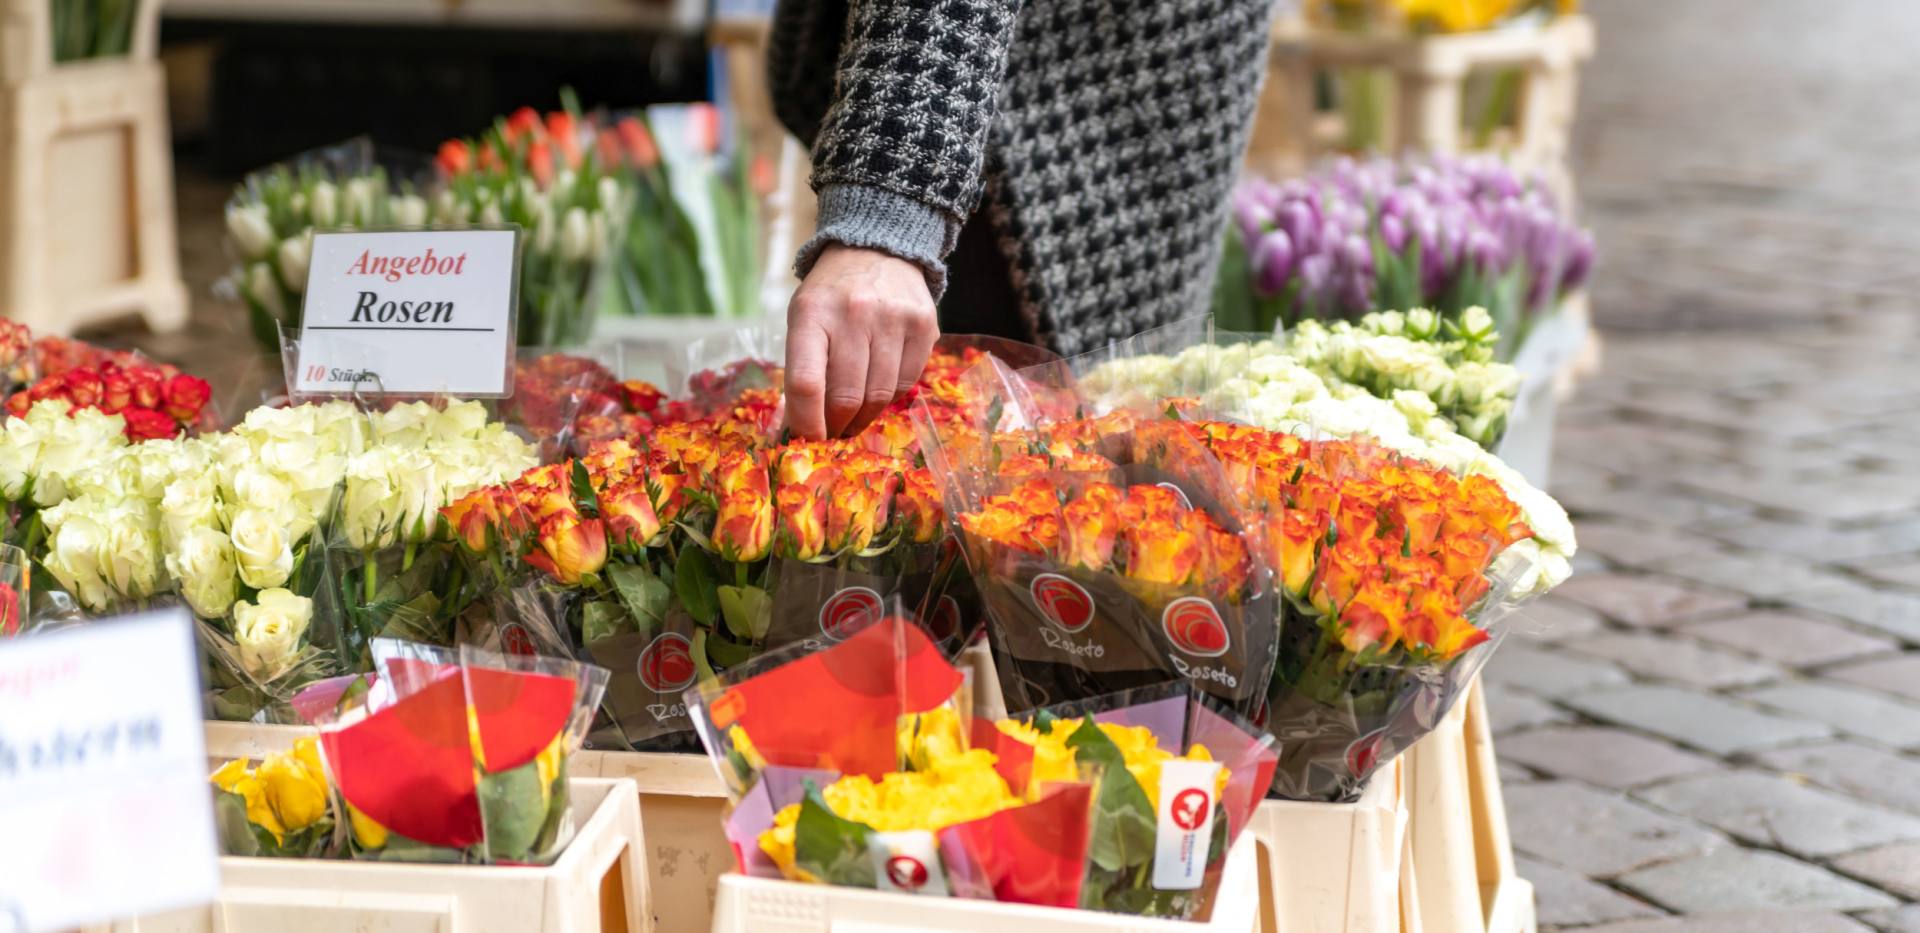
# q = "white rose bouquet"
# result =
<box><xmin>170</xmin><ymin>402</ymin><xmax>371</xmax><ymax>719</ymax></box>
<box><xmin>221</xmin><ymin>140</ymin><xmax>431</xmax><ymax>355</ymax></box>
<box><xmin>320</xmin><ymin>400</ymin><xmax>537</xmax><ymax>668</ymax></box>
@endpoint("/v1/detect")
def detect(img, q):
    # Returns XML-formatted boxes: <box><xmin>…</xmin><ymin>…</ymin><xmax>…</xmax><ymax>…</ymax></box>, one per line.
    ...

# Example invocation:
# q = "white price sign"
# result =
<box><xmin>294</xmin><ymin>228</ymin><xmax>520</xmax><ymax>397</ymax></box>
<box><xmin>0</xmin><ymin>609</ymin><xmax>219</xmax><ymax>932</ymax></box>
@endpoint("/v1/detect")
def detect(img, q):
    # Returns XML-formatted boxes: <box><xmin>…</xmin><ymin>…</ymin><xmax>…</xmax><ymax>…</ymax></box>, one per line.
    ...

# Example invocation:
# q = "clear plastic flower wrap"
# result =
<box><xmin>914</xmin><ymin>352</ymin><xmax>1280</xmax><ymax>721</ymax></box>
<box><xmin>986</xmin><ymin>682</ymin><xmax>1278</xmax><ymax>919</ymax></box>
<box><xmin>303</xmin><ymin>638</ymin><xmax>607</xmax><ymax>865</ymax></box>
<box><xmin>312</xmin><ymin>397</ymin><xmax>539</xmax><ymax>671</ymax></box>
<box><xmin>1181</xmin><ymin>420</ymin><xmax>1544</xmax><ymax>800</ymax></box>
<box><xmin>687</xmin><ymin>612</ymin><xmax>1276</xmax><ymax>919</ymax></box>
<box><xmin>442</xmin><ymin>446</ymin><xmax>708</xmax><ymax>752</ymax></box>
<box><xmin>686</xmin><ymin>609</ymin><xmax>1100</xmax><ymax>909</ymax></box>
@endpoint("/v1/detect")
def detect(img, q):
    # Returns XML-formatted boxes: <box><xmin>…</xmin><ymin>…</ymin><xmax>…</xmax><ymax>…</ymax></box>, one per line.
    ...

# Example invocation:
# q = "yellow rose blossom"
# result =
<box><xmin>728</xmin><ymin>724</ymin><xmax>768</xmax><ymax>770</ymax></box>
<box><xmin>898</xmin><ymin>704</ymin><xmax>966</xmax><ymax>772</ymax></box>
<box><xmin>207</xmin><ymin>736</ymin><xmax>331</xmax><ymax>844</ymax></box>
<box><xmin>347</xmin><ymin>802</ymin><xmax>390</xmax><ymax>850</ymax></box>
<box><xmin>758</xmin><ymin>747</ymin><xmax>1022</xmax><ymax>881</ymax></box>
<box><xmin>996</xmin><ymin>717</ymin><xmax>1230</xmax><ymax>807</ymax></box>
<box><xmin>535</xmin><ymin>733</ymin><xmax>567</xmax><ymax>807</ymax></box>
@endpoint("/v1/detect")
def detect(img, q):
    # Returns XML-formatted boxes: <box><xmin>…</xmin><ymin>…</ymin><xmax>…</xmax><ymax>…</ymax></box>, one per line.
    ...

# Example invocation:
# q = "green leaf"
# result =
<box><xmin>693</xmin><ymin>629</ymin><xmax>719</xmax><ymax>683</ymax></box>
<box><xmin>607</xmin><ymin>563</ymin><xmax>672</xmax><ymax>632</ymax></box>
<box><xmin>582</xmin><ymin>599</ymin><xmax>632</xmax><ymax>644</ymax></box>
<box><xmin>479</xmin><ymin>759</ymin><xmax>551</xmax><ymax>862</ymax></box>
<box><xmin>214</xmin><ymin>790</ymin><xmax>263</xmax><ymax>857</ymax></box>
<box><xmin>571</xmin><ymin>461</ymin><xmax>601</xmax><ymax>518</ymax></box>
<box><xmin>675</xmin><ymin>547</ymin><xmax>719</xmax><ymax>627</ymax></box>
<box><xmin>793</xmin><ymin>783</ymin><xmax>878</xmax><ymax>887</ymax></box>
<box><xmin>1064</xmin><ymin>719</ymin><xmax>1158</xmax><ymax>874</ymax></box>
<box><xmin>704</xmin><ymin>631</ymin><xmax>755</xmax><ymax>669</ymax></box>
<box><xmin>717</xmin><ymin>584</ymin><xmax>773</xmax><ymax>641</ymax></box>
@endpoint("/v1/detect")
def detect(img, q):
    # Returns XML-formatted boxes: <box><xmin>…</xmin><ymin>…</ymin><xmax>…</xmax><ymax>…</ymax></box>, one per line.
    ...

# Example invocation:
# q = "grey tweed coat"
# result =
<box><xmin>768</xmin><ymin>0</ymin><xmax>1277</xmax><ymax>356</ymax></box>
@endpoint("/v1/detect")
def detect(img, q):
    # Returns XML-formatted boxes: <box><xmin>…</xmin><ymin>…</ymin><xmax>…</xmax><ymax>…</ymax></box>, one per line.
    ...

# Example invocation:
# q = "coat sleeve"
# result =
<box><xmin>783</xmin><ymin>0</ymin><xmax>1024</xmax><ymax>296</ymax></box>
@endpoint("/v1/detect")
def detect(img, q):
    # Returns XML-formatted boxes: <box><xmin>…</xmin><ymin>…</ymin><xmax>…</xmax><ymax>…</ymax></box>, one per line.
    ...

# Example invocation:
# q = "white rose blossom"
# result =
<box><xmin>233</xmin><ymin>588</ymin><xmax>314</xmax><ymax>679</ymax></box>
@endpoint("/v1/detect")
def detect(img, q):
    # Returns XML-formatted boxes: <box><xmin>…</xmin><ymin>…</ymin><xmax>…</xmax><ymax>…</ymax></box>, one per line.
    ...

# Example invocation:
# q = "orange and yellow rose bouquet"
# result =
<box><xmin>1176</xmin><ymin>420</ymin><xmax>1539</xmax><ymax>799</ymax></box>
<box><xmin>916</xmin><ymin>354</ymin><xmax>1280</xmax><ymax>720</ymax></box>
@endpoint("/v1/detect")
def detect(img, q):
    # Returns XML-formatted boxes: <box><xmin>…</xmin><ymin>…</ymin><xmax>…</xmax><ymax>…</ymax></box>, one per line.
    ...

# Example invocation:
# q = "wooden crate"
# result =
<box><xmin>0</xmin><ymin>0</ymin><xmax>188</xmax><ymax>338</ymax></box>
<box><xmin>1401</xmin><ymin>678</ymin><xmax>1536</xmax><ymax>933</ymax></box>
<box><xmin>94</xmin><ymin>777</ymin><xmax>649</xmax><ymax>933</ymax></box>
<box><xmin>1250</xmin><ymin>760</ymin><xmax>1406</xmax><ymax>933</ymax></box>
<box><xmin>1246</xmin><ymin>14</ymin><xmax>1594</xmax><ymax>203</ymax></box>
<box><xmin>203</xmin><ymin>723</ymin><xmax>731</xmax><ymax>933</ymax></box>
<box><xmin>712</xmin><ymin>834</ymin><xmax>1261</xmax><ymax>933</ymax></box>
<box><xmin>575</xmin><ymin>750</ymin><xmax>733</xmax><ymax>933</ymax></box>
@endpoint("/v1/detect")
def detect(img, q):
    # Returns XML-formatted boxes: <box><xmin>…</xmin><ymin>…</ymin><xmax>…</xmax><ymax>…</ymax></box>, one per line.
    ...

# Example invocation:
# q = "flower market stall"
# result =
<box><xmin>1</xmin><ymin>275</ymin><xmax>1571</xmax><ymax>930</ymax></box>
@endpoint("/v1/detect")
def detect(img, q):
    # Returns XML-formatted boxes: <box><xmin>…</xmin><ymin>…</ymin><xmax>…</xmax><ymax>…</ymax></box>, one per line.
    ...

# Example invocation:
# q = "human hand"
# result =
<box><xmin>784</xmin><ymin>244</ymin><xmax>940</xmax><ymax>439</ymax></box>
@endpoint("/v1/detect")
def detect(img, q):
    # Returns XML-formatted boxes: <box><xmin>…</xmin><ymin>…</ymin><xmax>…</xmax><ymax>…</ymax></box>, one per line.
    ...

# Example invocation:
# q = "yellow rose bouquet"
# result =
<box><xmin>687</xmin><ymin>612</ymin><xmax>1278</xmax><ymax>918</ymax></box>
<box><xmin>302</xmin><ymin>638</ymin><xmax>608</xmax><ymax>865</ymax></box>
<box><xmin>983</xmin><ymin>684</ymin><xmax>1278</xmax><ymax>919</ymax></box>
<box><xmin>210</xmin><ymin>736</ymin><xmax>336</xmax><ymax>858</ymax></box>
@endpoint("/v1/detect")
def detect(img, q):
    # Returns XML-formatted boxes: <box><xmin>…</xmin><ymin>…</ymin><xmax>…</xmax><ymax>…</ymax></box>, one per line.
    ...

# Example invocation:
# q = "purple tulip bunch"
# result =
<box><xmin>1226</xmin><ymin>155</ymin><xmax>1595</xmax><ymax>349</ymax></box>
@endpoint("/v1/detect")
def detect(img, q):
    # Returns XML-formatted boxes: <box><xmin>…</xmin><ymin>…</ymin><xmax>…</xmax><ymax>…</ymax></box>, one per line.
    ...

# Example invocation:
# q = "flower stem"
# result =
<box><xmin>363</xmin><ymin>550</ymin><xmax>377</xmax><ymax>604</ymax></box>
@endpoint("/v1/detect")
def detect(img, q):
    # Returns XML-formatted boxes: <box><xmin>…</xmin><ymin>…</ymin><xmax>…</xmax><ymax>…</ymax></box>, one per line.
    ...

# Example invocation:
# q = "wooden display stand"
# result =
<box><xmin>1246</xmin><ymin>14</ymin><xmax>1594</xmax><ymax>203</ymax></box>
<box><xmin>1401</xmin><ymin>679</ymin><xmax>1536</xmax><ymax>933</ymax></box>
<box><xmin>0</xmin><ymin>0</ymin><xmax>188</xmax><ymax>337</ymax></box>
<box><xmin>95</xmin><ymin>778</ymin><xmax>649</xmax><ymax>933</ymax></box>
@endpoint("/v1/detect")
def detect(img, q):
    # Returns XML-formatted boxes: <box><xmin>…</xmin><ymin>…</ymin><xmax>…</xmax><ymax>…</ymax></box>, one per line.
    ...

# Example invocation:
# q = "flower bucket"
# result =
<box><xmin>574</xmin><ymin>750</ymin><xmax>733</xmax><ymax>933</ymax></box>
<box><xmin>91</xmin><ymin>777</ymin><xmax>648</xmax><ymax>933</ymax></box>
<box><xmin>1250</xmin><ymin>760</ymin><xmax>1405</xmax><ymax>933</ymax></box>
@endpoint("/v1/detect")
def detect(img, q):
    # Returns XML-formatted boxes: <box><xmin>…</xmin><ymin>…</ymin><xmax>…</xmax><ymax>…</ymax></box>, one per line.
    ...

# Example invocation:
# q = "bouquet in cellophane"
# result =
<box><xmin>302</xmin><ymin>639</ymin><xmax>608</xmax><ymax>864</ymax></box>
<box><xmin>687</xmin><ymin>610</ymin><xmax>1095</xmax><ymax>908</ymax></box>
<box><xmin>1180</xmin><ymin>419</ymin><xmax>1541</xmax><ymax>800</ymax></box>
<box><xmin>914</xmin><ymin>352</ymin><xmax>1279</xmax><ymax>720</ymax></box>
<box><xmin>685</xmin><ymin>610</ymin><xmax>1276</xmax><ymax>919</ymax></box>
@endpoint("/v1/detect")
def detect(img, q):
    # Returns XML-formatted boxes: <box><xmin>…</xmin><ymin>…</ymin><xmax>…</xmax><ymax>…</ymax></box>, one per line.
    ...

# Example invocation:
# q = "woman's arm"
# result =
<box><xmin>779</xmin><ymin>0</ymin><xmax>1024</xmax><ymax>438</ymax></box>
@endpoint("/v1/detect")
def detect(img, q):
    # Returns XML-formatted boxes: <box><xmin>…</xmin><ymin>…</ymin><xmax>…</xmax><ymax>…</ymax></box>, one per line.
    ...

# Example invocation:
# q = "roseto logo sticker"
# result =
<box><xmin>636</xmin><ymin>632</ymin><xmax>696</xmax><ymax>693</ymax></box>
<box><xmin>1030</xmin><ymin>573</ymin><xmax>1096</xmax><ymax>633</ymax></box>
<box><xmin>1345</xmin><ymin>727</ymin><xmax>1390</xmax><ymax>778</ymax></box>
<box><xmin>1162</xmin><ymin>596</ymin><xmax>1230</xmax><ymax>657</ymax></box>
<box><xmin>1169</xmin><ymin>787</ymin><xmax>1212</xmax><ymax>832</ymax></box>
<box><xmin>818</xmin><ymin>586</ymin><xmax>883</xmax><ymax>640</ymax></box>
<box><xmin>885</xmin><ymin>855</ymin><xmax>930</xmax><ymax>891</ymax></box>
<box><xmin>499</xmin><ymin>622</ymin><xmax>537</xmax><ymax>657</ymax></box>
<box><xmin>931</xmin><ymin>595</ymin><xmax>962</xmax><ymax>641</ymax></box>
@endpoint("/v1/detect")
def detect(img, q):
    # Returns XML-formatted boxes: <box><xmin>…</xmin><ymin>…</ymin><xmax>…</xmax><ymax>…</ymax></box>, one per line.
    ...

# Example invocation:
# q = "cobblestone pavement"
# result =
<box><xmin>1499</xmin><ymin>1</ymin><xmax>1920</xmax><ymax>929</ymax></box>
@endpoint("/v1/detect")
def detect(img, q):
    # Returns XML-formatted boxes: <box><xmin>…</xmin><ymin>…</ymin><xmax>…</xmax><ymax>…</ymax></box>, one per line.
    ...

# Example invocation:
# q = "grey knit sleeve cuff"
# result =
<box><xmin>795</xmin><ymin>184</ymin><xmax>960</xmax><ymax>299</ymax></box>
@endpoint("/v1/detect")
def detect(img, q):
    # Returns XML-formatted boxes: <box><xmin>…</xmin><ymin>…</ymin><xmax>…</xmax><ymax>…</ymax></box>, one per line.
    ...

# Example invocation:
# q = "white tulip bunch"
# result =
<box><xmin>223</xmin><ymin>165</ymin><xmax>431</xmax><ymax>353</ymax></box>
